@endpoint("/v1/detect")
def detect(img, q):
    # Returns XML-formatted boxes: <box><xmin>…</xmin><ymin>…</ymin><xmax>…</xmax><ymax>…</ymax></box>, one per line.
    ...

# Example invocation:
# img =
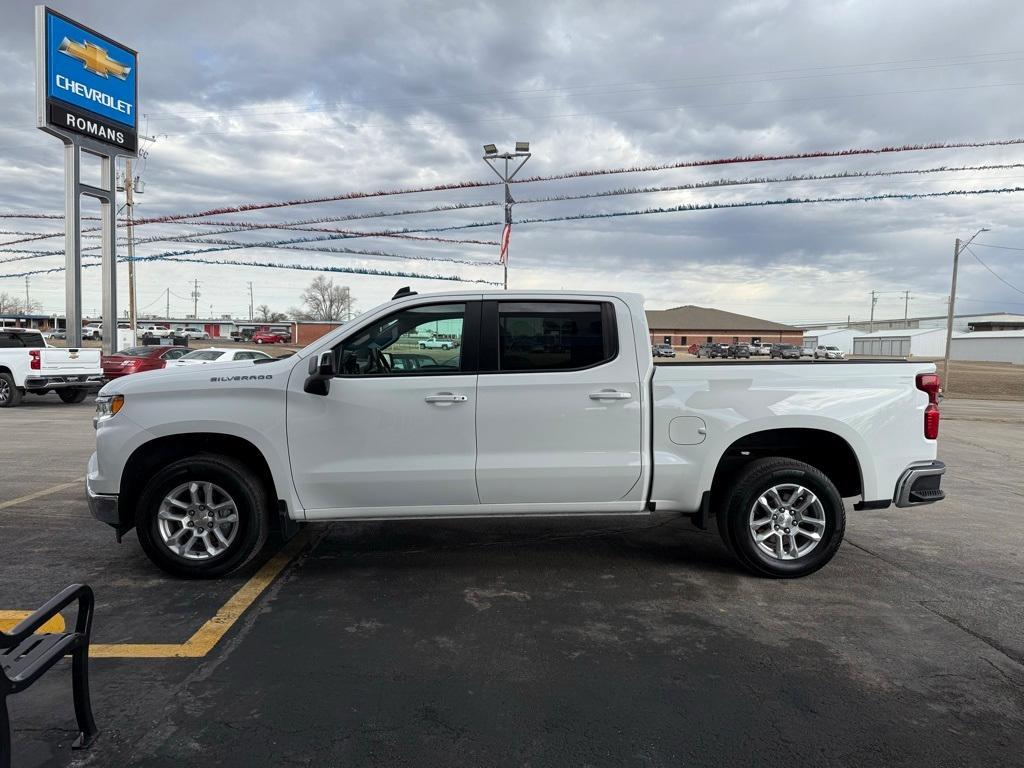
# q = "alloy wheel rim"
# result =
<box><xmin>748</xmin><ymin>483</ymin><xmax>827</xmax><ymax>561</ymax></box>
<box><xmin>157</xmin><ymin>481</ymin><xmax>239</xmax><ymax>560</ymax></box>
<box><xmin>0</xmin><ymin>379</ymin><xmax>9</xmax><ymax>402</ymax></box>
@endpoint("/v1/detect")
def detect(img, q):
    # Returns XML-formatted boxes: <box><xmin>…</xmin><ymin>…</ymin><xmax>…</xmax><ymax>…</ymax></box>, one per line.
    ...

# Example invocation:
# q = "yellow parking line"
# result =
<box><xmin>0</xmin><ymin>610</ymin><xmax>66</xmax><ymax>633</ymax></box>
<box><xmin>0</xmin><ymin>478</ymin><xmax>85</xmax><ymax>511</ymax></box>
<box><xmin>91</xmin><ymin>528</ymin><xmax>312</xmax><ymax>658</ymax></box>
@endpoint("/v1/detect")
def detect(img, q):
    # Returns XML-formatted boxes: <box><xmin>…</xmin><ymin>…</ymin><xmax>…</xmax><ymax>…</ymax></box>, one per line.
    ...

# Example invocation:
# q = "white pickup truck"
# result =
<box><xmin>0</xmin><ymin>328</ymin><xmax>103</xmax><ymax>407</ymax></box>
<box><xmin>87</xmin><ymin>290</ymin><xmax>945</xmax><ymax>579</ymax></box>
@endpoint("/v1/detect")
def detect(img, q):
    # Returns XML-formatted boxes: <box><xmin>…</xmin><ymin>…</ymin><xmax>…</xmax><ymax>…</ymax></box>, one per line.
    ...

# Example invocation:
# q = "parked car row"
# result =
<box><xmin>102</xmin><ymin>346</ymin><xmax>275</xmax><ymax>380</ymax></box>
<box><xmin>659</xmin><ymin>341</ymin><xmax>847</xmax><ymax>361</ymax></box>
<box><xmin>695</xmin><ymin>343</ymin><xmax>751</xmax><ymax>359</ymax></box>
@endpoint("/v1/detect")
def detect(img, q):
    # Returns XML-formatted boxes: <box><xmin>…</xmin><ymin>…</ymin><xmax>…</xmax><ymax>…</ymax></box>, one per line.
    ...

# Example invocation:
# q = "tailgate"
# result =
<box><xmin>40</xmin><ymin>348</ymin><xmax>102</xmax><ymax>373</ymax></box>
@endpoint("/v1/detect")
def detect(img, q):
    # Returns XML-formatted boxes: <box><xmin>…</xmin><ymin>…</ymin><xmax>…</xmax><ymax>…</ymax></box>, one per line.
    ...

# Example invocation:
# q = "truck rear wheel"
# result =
<box><xmin>58</xmin><ymin>388</ymin><xmax>88</xmax><ymax>404</ymax></box>
<box><xmin>717</xmin><ymin>457</ymin><xmax>845</xmax><ymax>578</ymax></box>
<box><xmin>135</xmin><ymin>454</ymin><xmax>271</xmax><ymax>578</ymax></box>
<box><xmin>0</xmin><ymin>372</ymin><xmax>22</xmax><ymax>407</ymax></box>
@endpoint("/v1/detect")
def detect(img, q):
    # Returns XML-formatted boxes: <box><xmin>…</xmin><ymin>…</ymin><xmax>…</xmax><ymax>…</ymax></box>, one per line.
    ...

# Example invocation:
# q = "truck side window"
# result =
<box><xmin>0</xmin><ymin>332</ymin><xmax>19</xmax><ymax>348</ymax></box>
<box><xmin>335</xmin><ymin>303</ymin><xmax>466</xmax><ymax>376</ymax></box>
<box><xmin>496</xmin><ymin>302</ymin><xmax>615</xmax><ymax>371</ymax></box>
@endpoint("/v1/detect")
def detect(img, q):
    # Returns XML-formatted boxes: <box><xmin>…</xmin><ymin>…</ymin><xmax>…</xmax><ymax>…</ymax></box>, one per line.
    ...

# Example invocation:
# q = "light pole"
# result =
<box><xmin>942</xmin><ymin>228</ymin><xmax>989</xmax><ymax>390</ymax></box>
<box><xmin>482</xmin><ymin>142</ymin><xmax>531</xmax><ymax>289</ymax></box>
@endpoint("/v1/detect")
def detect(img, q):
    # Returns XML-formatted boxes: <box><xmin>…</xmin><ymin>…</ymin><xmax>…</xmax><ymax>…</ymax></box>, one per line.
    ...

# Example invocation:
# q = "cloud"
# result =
<box><xmin>1</xmin><ymin>0</ymin><xmax>1023</xmax><ymax>323</ymax></box>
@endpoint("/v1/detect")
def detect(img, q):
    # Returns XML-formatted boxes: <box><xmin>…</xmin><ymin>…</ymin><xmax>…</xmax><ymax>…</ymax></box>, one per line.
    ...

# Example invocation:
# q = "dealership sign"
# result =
<box><xmin>36</xmin><ymin>7</ymin><xmax>138</xmax><ymax>153</ymax></box>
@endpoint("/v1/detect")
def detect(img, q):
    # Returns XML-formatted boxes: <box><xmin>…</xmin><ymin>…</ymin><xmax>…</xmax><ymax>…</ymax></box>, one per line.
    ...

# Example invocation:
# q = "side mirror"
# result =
<box><xmin>304</xmin><ymin>351</ymin><xmax>337</xmax><ymax>396</ymax></box>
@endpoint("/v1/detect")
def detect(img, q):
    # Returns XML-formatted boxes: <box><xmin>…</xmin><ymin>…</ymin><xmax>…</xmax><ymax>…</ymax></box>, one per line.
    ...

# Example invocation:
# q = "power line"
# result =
<box><xmin>963</xmin><ymin>245</ymin><xmax>1024</xmax><ymax>295</ymax></box>
<box><xmin>0</xmin><ymin>252</ymin><xmax>502</xmax><ymax>286</ymax></box>
<box><xmin>971</xmin><ymin>242</ymin><xmax>1024</xmax><ymax>252</ymax></box>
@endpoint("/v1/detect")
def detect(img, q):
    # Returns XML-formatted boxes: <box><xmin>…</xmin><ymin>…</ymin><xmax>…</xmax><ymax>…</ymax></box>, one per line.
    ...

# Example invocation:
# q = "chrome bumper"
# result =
<box><xmin>86</xmin><ymin>478</ymin><xmax>120</xmax><ymax>525</ymax></box>
<box><xmin>25</xmin><ymin>374</ymin><xmax>104</xmax><ymax>390</ymax></box>
<box><xmin>894</xmin><ymin>460</ymin><xmax>946</xmax><ymax>507</ymax></box>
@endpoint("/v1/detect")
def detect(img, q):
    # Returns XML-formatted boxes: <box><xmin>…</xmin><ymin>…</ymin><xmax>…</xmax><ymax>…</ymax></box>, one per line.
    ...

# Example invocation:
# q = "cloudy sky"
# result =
<box><xmin>2</xmin><ymin>0</ymin><xmax>1024</xmax><ymax>324</ymax></box>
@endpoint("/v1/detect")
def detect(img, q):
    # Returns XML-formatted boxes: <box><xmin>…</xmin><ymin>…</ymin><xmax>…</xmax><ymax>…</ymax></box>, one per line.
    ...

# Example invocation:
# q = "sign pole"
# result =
<box><xmin>63</xmin><ymin>140</ymin><xmax>82</xmax><ymax>347</ymax></box>
<box><xmin>36</xmin><ymin>5</ymin><xmax>138</xmax><ymax>355</ymax></box>
<box><xmin>99</xmin><ymin>153</ymin><xmax>116</xmax><ymax>353</ymax></box>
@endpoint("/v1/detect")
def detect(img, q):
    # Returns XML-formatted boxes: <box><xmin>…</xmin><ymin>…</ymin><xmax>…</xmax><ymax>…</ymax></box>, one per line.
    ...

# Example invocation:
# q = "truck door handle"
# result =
<box><xmin>589</xmin><ymin>390</ymin><xmax>632</xmax><ymax>400</ymax></box>
<box><xmin>424</xmin><ymin>393</ymin><xmax>468</xmax><ymax>403</ymax></box>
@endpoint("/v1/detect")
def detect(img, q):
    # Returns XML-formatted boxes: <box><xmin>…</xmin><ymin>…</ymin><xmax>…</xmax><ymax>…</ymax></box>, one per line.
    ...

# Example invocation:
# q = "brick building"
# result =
<box><xmin>646</xmin><ymin>305</ymin><xmax>804</xmax><ymax>349</ymax></box>
<box><xmin>291</xmin><ymin>320</ymin><xmax>345</xmax><ymax>345</ymax></box>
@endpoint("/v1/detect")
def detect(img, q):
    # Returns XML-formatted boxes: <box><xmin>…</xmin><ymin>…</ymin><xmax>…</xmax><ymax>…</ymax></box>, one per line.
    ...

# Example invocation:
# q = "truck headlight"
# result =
<box><xmin>93</xmin><ymin>394</ymin><xmax>124</xmax><ymax>428</ymax></box>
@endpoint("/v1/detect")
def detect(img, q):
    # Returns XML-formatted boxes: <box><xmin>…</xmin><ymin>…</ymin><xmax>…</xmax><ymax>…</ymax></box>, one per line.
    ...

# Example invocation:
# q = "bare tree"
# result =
<box><xmin>255</xmin><ymin>304</ymin><xmax>288</xmax><ymax>323</ymax></box>
<box><xmin>300</xmin><ymin>275</ymin><xmax>353</xmax><ymax>321</ymax></box>
<box><xmin>0</xmin><ymin>292</ymin><xmax>41</xmax><ymax>315</ymax></box>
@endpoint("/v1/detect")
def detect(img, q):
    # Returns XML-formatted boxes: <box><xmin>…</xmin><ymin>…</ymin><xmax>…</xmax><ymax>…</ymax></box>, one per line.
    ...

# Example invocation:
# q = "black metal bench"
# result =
<box><xmin>1</xmin><ymin>584</ymin><xmax>98</xmax><ymax>768</ymax></box>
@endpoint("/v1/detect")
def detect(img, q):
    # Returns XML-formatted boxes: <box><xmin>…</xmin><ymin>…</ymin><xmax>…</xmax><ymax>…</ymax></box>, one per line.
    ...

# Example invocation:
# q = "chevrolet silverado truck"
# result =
<box><xmin>0</xmin><ymin>328</ymin><xmax>103</xmax><ymax>407</ymax></box>
<box><xmin>87</xmin><ymin>290</ymin><xmax>946</xmax><ymax>579</ymax></box>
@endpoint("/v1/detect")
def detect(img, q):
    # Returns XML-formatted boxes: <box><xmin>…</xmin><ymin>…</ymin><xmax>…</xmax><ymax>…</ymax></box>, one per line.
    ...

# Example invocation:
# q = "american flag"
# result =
<box><xmin>499</xmin><ymin>221</ymin><xmax>511</xmax><ymax>265</ymax></box>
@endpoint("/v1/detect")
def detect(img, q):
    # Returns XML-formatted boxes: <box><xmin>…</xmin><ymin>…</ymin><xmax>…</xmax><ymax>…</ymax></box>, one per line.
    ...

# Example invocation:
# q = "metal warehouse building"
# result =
<box><xmin>852</xmin><ymin>328</ymin><xmax>947</xmax><ymax>358</ymax></box>
<box><xmin>950</xmin><ymin>331</ymin><xmax>1024</xmax><ymax>365</ymax></box>
<box><xmin>646</xmin><ymin>306</ymin><xmax>804</xmax><ymax>349</ymax></box>
<box><xmin>803</xmin><ymin>328</ymin><xmax>858</xmax><ymax>354</ymax></box>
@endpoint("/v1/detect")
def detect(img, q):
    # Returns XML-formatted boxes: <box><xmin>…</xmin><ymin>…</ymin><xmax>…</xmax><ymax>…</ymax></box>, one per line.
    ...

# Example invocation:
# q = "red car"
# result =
<box><xmin>101</xmin><ymin>345</ymin><xmax>192</xmax><ymax>379</ymax></box>
<box><xmin>251</xmin><ymin>330</ymin><xmax>290</xmax><ymax>344</ymax></box>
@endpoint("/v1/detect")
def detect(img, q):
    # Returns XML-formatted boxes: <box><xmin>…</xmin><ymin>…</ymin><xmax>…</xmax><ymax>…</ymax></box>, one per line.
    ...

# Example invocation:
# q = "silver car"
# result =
<box><xmin>815</xmin><ymin>345</ymin><xmax>845</xmax><ymax>360</ymax></box>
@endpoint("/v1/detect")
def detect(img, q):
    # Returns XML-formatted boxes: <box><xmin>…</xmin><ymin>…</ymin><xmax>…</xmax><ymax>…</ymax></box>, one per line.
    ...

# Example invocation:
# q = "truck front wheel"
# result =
<box><xmin>716</xmin><ymin>457</ymin><xmax>845</xmax><ymax>578</ymax></box>
<box><xmin>135</xmin><ymin>454</ymin><xmax>271</xmax><ymax>578</ymax></box>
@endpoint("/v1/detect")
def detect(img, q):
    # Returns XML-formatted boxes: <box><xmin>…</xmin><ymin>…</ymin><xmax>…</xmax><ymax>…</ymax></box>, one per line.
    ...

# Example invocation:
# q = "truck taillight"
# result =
<box><xmin>29</xmin><ymin>349</ymin><xmax>41</xmax><ymax>370</ymax></box>
<box><xmin>916</xmin><ymin>373</ymin><xmax>941</xmax><ymax>440</ymax></box>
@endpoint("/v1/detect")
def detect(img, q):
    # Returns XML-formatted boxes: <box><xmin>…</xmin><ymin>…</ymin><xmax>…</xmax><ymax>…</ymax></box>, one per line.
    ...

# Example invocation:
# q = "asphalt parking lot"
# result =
<box><xmin>2</xmin><ymin>394</ymin><xmax>1023</xmax><ymax>767</ymax></box>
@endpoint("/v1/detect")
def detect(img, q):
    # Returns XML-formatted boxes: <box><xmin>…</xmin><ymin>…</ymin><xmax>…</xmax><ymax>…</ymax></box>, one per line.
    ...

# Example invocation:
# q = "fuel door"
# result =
<box><xmin>669</xmin><ymin>416</ymin><xmax>707</xmax><ymax>445</ymax></box>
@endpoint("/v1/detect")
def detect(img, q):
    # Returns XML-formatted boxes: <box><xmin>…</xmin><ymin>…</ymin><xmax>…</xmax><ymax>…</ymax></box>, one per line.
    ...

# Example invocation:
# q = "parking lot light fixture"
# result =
<box><xmin>481</xmin><ymin>141</ymin><xmax>532</xmax><ymax>290</ymax></box>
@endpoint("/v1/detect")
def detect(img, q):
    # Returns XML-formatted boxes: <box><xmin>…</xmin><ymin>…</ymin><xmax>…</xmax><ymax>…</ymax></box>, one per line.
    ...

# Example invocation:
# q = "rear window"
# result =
<box><xmin>115</xmin><ymin>346</ymin><xmax>156</xmax><ymax>356</ymax></box>
<box><xmin>496</xmin><ymin>302</ymin><xmax>615</xmax><ymax>371</ymax></box>
<box><xmin>0</xmin><ymin>331</ymin><xmax>43</xmax><ymax>348</ymax></box>
<box><xmin>181</xmin><ymin>350</ymin><xmax>224</xmax><ymax>361</ymax></box>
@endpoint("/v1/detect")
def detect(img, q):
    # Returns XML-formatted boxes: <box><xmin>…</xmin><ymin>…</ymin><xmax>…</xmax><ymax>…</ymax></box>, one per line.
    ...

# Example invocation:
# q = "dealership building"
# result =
<box><xmin>646</xmin><ymin>305</ymin><xmax>804</xmax><ymax>349</ymax></box>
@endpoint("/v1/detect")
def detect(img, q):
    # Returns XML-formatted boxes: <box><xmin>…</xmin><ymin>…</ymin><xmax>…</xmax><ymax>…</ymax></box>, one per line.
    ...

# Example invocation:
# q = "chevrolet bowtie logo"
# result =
<box><xmin>58</xmin><ymin>37</ymin><xmax>131</xmax><ymax>80</ymax></box>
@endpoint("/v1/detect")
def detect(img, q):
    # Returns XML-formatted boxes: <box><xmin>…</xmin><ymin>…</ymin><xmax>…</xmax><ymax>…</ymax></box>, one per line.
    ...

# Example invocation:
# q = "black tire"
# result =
<box><xmin>0</xmin><ymin>372</ymin><xmax>22</xmax><ymax>407</ymax></box>
<box><xmin>716</xmin><ymin>457</ymin><xmax>845</xmax><ymax>578</ymax></box>
<box><xmin>58</xmin><ymin>388</ymin><xmax>88</xmax><ymax>403</ymax></box>
<box><xmin>135</xmin><ymin>454</ymin><xmax>271</xmax><ymax>578</ymax></box>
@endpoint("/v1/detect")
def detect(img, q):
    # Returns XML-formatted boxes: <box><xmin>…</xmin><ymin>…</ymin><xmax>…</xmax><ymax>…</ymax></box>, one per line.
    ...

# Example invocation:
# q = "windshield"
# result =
<box><xmin>181</xmin><ymin>350</ymin><xmax>224</xmax><ymax>361</ymax></box>
<box><xmin>825</xmin><ymin>346</ymin><xmax>839</xmax><ymax>351</ymax></box>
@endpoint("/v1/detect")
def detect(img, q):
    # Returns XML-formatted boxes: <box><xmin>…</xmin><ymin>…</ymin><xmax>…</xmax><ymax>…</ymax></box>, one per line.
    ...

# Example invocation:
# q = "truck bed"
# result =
<box><xmin>648</xmin><ymin>359</ymin><xmax>937</xmax><ymax>513</ymax></box>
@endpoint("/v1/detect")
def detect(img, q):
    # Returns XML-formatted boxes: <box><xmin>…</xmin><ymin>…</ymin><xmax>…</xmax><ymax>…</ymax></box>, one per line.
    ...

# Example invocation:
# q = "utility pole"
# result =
<box><xmin>482</xmin><ymin>142</ymin><xmax>531</xmax><ymax>290</ymax></box>
<box><xmin>24</xmin><ymin>276</ymin><xmax>30</xmax><ymax>310</ymax></box>
<box><xmin>191</xmin><ymin>279</ymin><xmax>201</xmax><ymax>319</ymax></box>
<box><xmin>868</xmin><ymin>291</ymin><xmax>878</xmax><ymax>333</ymax></box>
<box><xmin>165</xmin><ymin>287</ymin><xmax>170</xmax><ymax>320</ymax></box>
<box><xmin>125</xmin><ymin>157</ymin><xmax>138</xmax><ymax>337</ymax></box>
<box><xmin>903</xmin><ymin>290</ymin><xmax>910</xmax><ymax>324</ymax></box>
<box><xmin>942</xmin><ymin>228</ymin><xmax>989</xmax><ymax>390</ymax></box>
<box><xmin>248</xmin><ymin>282</ymin><xmax>254</xmax><ymax>321</ymax></box>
